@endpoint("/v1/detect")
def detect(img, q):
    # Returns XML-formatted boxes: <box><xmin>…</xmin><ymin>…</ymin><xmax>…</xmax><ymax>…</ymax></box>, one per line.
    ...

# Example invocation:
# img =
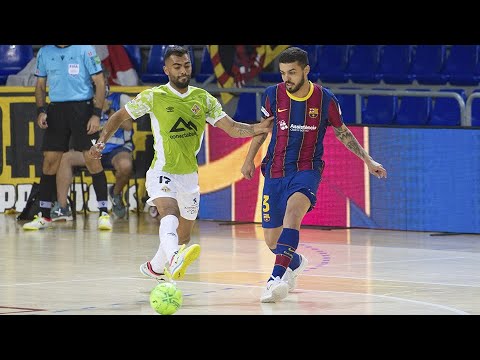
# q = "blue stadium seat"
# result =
<box><xmin>362</xmin><ymin>90</ymin><xmax>398</xmax><ymax>125</ymax></box>
<box><xmin>259</xmin><ymin>44</ymin><xmax>319</xmax><ymax>83</ymax></box>
<box><xmin>258</xmin><ymin>71</ymin><xmax>282</xmax><ymax>83</ymax></box>
<box><xmin>335</xmin><ymin>90</ymin><xmax>362</xmax><ymax>124</ymax></box>
<box><xmin>312</xmin><ymin>45</ymin><xmax>349</xmax><ymax>83</ymax></box>
<box><xmin>410</xmin><ymin>45</ymin><xmax>447</xmax><ymax>85</ymax></box>
<box><xmin>195</xmin><ymin>46</ymin><xmax>215</xmax><ymax>84</ymax></box>
<box><xmin>396</xmin><ymin>89</ymin><xmax>432</xmax><ymax>126</ymax></box>
<box><xmin>376</xmin><ymin>45</ymin><xmax>414</xmax><ymax>84</ymax></box>
<box><xmin>141</xmin><ymin>45</ymin><xmax>169</xmax><ymax>84</ymax></box>
<box><xmin>141</xmin><ymin>45</ymin><xmax>195</xmax><ymax>85</ymax></box>
<box><xmin>295</xmin><ymin>44</ymin><xmax>319</xmax><ymax>82</ymax></box>
<box><xmin>233</xmin><ymin>91</ymin><xmax>261</xmax><ymax>123</ymax></box>
<box><xmin>429</xmin><ymin>88</ymin><xmax>466</xmax><ymax>126</ymax></box>
<box><xmin>0</xmin><ymin>45</ymin><xmax>34</xmax><ymax>85</ymax></box>
<box><xmin>441</xmin><ymin>45</ymin><xmax>480</xmax><ymax>86</ymax></box>
<box><xmin>123</xmin><ymin>45</ymin><xmax>142</xmax><ymax>75</ymax></box>
<box><xmin>187</xmin><ymin>46</ymin><xmax>195</xmax><ymax>79</ymax></box>
<box><xmin>345</xmin><ymin>45</ymin><xmax>382</xmax><ymax>84</ymax></box>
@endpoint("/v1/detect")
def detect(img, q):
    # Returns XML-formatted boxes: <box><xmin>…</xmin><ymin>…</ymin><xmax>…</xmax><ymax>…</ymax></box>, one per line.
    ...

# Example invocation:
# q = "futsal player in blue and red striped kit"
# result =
<box><xmin>241</xmin><ymin>46</ymin><xmax>387</xmax><ymax>302</ymax></box>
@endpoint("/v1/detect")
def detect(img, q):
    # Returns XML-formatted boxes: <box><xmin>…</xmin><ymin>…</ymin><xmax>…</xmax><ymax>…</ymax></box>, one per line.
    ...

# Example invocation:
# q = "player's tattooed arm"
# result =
<box><xmin>333</xmin><ymin>124</ymin><xmax>372</xmax><ymax>162</ymax></box>
<box><xmin>232</xmin><ymin>121</ymin><xmax>256</xmax><ymax>137</ymax></box>
<box><xmin>216</xmin><ymin>115</ymin><xmax>273</xmax><ymax>138</ymax></box>
<box><xmin>333</xmin><ymin>124</ymin><xmax>388</xmax><ymax>179</ymax></box>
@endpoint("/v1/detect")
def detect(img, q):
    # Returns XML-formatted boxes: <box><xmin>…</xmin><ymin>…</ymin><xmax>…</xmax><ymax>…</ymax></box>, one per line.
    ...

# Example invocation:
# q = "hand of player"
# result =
<box><xmin>241</xmin><ymin>160</ymin><xmax>256</xmax><ymax>180</ymax></box>
<box><xmin>37</xmin><ymin>113</ymin><xmax>48</xmax><ymax>129</ymax></box>
<box><xmin>253</xmin><ymin>116</ymin><xmax>273</xmax><ymax>135</ymax></box>
<box><xmin>88</xmin><ymin>139</ymin><xmax>105</xmax><ymax>160</ymax></box>
<box><xmin>367</xmin><ymin>159</ymin><xmax>387</xmax><ymax>179</ymax></box>
<box><xmin>87</xmin><ymin>115</ymin><xmax>101</xmax><ymax>135</ymax></box>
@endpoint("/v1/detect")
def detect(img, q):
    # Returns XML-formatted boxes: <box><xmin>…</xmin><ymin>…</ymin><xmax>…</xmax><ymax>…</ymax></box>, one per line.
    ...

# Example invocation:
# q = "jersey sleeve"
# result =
<box><xmin>34</xmin><ymin>47</ymin><xmax>46</xmax><ymax>78</ymax></box>
<box><xmin>205</xmin><ymin>91</ymin><xmax>227</xmax><ymax>126</ymax></box>
<box><xmin>84</xmin><ymin>45</ymin><xmax>103</xmax><ymax>76</ymax></box>
<box><xmin>125</xmin><ymin>89</ymin><xmax>153</xmax><ymax>120</ymax></box>
<box><xmin>261</xmin><ymin>86</ymin><xmax>273</xmax><ymax>118</ymax></box>
<box><xmin>328</xmin><ymin>94</ymin><xmax>344</xmax><ymax>127</ymax></box>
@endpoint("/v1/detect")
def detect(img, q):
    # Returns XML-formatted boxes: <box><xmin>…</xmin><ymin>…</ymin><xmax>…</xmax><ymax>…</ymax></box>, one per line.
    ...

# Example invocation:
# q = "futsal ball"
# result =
<box><xmin>150</xmin><ymin>282</ymin><xmax>183</xmax><ymax>315</ymax></box>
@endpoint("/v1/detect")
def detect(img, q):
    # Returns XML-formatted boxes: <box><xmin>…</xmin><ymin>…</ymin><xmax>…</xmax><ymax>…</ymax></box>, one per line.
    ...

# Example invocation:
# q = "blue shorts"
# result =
<box><xmin>101</xmin><ymin>146</ymin><xmax>132</xmax><ymax>169</ymax></box>
<box><xmin>262</xmin><ymin>170</ymin><xmax>322</xmax><ymax>228</ymax></box>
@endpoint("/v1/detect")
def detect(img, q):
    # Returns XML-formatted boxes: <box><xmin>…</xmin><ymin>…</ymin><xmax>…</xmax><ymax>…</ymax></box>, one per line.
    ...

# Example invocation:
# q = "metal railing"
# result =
<box><xmin>332</xmin><ymin>88</ymin><xmax>467</xmax><ymax>126</ymax></box>
<box><xmin>465</xmin><ymin>92</ymin><xmax>480</xmax><ymax>126</ymax></box>
<box><xmin>201</xmin><ymin>85</ymin><xmax>479</xmax><ymax>127</ymax></box>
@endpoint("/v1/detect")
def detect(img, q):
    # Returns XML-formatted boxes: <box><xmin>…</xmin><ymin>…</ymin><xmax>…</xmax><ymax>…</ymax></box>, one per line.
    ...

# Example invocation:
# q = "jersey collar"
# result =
<box><xmin>285</xmin><ymin>81</ymin><xmax>314</xmax><ymax>102</ymax></box>
<box><xmin>166</xmin><ymin>82</ymin><xmax>191</xmax><ymax>98</ymax></box>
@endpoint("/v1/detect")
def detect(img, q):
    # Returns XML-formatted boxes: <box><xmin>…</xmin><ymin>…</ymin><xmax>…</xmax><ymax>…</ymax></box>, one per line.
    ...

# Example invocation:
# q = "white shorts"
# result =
<box><xmin>145</xmin><ymin>166</ymin><xmax>200</xmax><ymax>221</ymax></box>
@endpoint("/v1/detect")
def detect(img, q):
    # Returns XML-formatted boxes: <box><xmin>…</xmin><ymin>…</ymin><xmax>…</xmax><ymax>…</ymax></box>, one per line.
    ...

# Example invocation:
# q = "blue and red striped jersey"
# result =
<box><xmin>260</xmin><ymin>81</ymin><xmax>344</xmax><ymax>179</ymax></box>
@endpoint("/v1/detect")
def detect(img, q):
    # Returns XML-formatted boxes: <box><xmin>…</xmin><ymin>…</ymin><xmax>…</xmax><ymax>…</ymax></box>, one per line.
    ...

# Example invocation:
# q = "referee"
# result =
<box><xmin>23</xmin><ymin>45</ymin><xmax>112</xmax><ymax>231</ymax></box>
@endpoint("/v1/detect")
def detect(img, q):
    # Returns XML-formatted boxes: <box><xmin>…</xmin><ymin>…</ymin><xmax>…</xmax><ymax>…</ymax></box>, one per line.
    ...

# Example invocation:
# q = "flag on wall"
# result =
<box><xmin>94</xmin><ymin>45</ymin><xmax>140</xmax><ymax>86</ymax></box>
<box><xmin>208</xmin><ymin>45</ymin><xmax>289</xmax><ymax>103</ymax></box>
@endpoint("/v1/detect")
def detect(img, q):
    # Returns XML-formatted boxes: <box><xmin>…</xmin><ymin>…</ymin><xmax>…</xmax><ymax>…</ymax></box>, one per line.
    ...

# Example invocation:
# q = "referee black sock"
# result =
<box><xmin>39</xmin><ymin>174</ymin><xmax>56</xmax><ymax>219</ymax></box>
<box><xmin>91</xmin><ymin>170</ymin><xmax>108</xmax><ymax>214</ymax></box>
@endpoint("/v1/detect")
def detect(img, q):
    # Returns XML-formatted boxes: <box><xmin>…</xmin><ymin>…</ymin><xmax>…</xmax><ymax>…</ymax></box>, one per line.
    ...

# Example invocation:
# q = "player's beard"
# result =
<box><xmin>286</xmin><ymin>76</ymin><xmax>306</xmax><ymax>94</ymax></box>
<box><xmin>172</xmin><ymin>74</ymin><xmax>191</xmax><ymax>89</ymax></box>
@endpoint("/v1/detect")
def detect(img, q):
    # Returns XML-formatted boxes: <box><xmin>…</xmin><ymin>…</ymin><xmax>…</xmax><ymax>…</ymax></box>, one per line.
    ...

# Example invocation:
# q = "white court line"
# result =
<box><xmin>326</xmin><ymin>255</ymin><xmax>467</xmax><ymax>267</ymax></box>
<box><xmin>0</xmin><ymin>276</ymin><xmax>470</xmax><ymax>314</ymax></box>
<box><xmin>190</xmin><ymin>269</ymin><xmax>480</xmax><ymax>289</ymax></box>
<box><xmin>174</xmin><ymin>280</ymin><xmax>470</xmax><ymax>315</ymax></box>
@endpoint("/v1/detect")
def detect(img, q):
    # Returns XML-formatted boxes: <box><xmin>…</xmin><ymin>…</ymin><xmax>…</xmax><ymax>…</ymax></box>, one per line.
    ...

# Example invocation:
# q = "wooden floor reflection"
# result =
<box><xmin>2</xmin><ymin>212</ymin><xmax>480</xmax><ymax>315</ymax></box>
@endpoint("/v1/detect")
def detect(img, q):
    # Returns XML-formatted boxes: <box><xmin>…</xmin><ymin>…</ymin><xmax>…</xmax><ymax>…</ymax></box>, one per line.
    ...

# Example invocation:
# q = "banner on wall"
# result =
<box><xmin>208</xmin><ymin>45</ymin><xmax>289</xmax><ymax>103</ymax></box>
<box><xmin>2</xmin><ymin>88</ymin><xmax>480</xmax><ymax>234</ymax></box>
<box><xmin>197</xmin><ymin>125</ymin><xmax>480</xmax><ymax>234</ymax></box>
<box><xmin>0</xmin><ymin>87</ymin><xmax>151</xmax><ymax>213</ymax></box>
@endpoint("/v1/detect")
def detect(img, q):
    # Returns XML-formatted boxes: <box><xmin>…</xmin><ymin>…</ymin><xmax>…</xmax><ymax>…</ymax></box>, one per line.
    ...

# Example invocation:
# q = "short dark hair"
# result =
<box><xmin>278</xmin><ymin>46</ymin><xmax>309</xmax><ymax>68</ymax></box>
<box><xmin>164</xmin><ymin>45</ymin><xmax>189</xmax><ymax>61</ymax></box>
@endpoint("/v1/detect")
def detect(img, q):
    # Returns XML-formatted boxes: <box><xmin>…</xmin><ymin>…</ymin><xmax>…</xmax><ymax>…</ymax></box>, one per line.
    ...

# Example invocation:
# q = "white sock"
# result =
<box><xmin>150</xmin><ymin>246</ymin><xmax>168</xmax><ymax>274</ymax></box>
<box><xmin>158</xmin><ymin>215</ymin><xmax>180</xmax><ymax>265</ymax></box>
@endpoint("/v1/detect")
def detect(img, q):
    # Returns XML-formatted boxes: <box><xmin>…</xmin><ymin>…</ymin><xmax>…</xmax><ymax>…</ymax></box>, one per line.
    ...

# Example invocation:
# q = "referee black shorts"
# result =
<box><xmin>41</xmin><ymin>99</ymin><xmax>99</xmax><ymax>152</ymax></box>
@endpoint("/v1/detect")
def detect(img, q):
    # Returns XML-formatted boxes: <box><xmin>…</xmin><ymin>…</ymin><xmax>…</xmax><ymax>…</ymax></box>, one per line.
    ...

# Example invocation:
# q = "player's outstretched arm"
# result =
<box><xmin>333</xmin><ymin>124</ymin><xmax>387</xmax><ymax>179</ymax></box>
<box><xmin>215</xmin><ymin>115</ymin><xmax>273</xmax><ymax>138</ymax></box>
<box><xmin>88</xmin><ymin>107</ymin><xmax>132</xmax><ymax>159</ymax></box>
<box><xmin>241</xmin><ymin>133</ymin><xmax>268</xmax><ymax>180</ymax></box>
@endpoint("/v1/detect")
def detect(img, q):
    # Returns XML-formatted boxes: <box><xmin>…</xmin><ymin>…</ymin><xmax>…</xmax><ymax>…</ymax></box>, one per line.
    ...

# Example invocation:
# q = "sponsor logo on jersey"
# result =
<box><xmin>169</xmin><ymin>118</ymin><xmax>198</xmax><ymax>139</ymax></box>
<box><xmin>289</xmin><ymin>124</ymin><xmax>317</xmax><ymax>132</ymax></box>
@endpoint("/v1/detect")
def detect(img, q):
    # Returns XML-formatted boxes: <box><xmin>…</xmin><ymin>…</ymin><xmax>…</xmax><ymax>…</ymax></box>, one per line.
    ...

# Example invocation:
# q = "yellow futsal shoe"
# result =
<box><xmin>164</xmin><ymin>244</ymin><xmax>201</xmax><ymax>280</ymax></box>
<box><xmin>98</xmin><ymin>212</ymin><xmax>113</xmax><ymax>230</ymax></box>
<box><xmin>23</xmin><ymin>214</ymin><xmax>52</xmax><ymax>230</ymax></box>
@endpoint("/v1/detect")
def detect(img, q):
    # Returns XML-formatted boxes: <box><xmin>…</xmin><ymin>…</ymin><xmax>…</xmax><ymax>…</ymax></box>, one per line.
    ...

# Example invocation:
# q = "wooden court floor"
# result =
<box><xmin>1</xmin><ymin>212</ymin><xmax>480</xmax><ymax>315</ymax></box>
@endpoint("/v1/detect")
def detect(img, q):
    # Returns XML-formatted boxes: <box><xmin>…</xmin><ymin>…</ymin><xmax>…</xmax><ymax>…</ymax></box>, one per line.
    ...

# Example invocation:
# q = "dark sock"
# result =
<box><xmin>270</xmin><ymin>247</ymin><xmax>301</xmax><ymax>270</ymax></box>
<box><xmin>39</xmin><ymin>174</ymin><xmax>56</xmax><ymax>219</ymax></box>
<box><xmin>270</xmin><ymin>228</ymin><xmax>299</xmax><ymax>281</ymax></box>
<box><xmin>91</xmin><ymin>170</ymin><xmax>108</xmax><ymax>214</ymax></box>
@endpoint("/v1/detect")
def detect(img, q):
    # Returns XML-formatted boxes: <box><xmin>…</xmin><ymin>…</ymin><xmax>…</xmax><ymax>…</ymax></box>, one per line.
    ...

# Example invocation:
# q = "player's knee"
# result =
<box><xmin>116</xmin><ymin>162</ymin><xmax>133</xmax><ymax>177</ymax></box>
<box><xmin>264</xmin><ymin>237</ymin><xmax>277</xmax><ymax>249</ymax></box>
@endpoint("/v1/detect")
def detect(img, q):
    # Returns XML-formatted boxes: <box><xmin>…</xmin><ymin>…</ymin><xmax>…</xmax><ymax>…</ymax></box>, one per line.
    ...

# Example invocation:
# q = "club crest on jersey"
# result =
<box><xmin>191</xmin><ymin>104</ymin><xmax>201</xmax><ymax>115</ymax></box>
<box><xmin>308</xmin><ymin>107</ymin><xmax>319</xmax><ymax>118</ymax></box>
